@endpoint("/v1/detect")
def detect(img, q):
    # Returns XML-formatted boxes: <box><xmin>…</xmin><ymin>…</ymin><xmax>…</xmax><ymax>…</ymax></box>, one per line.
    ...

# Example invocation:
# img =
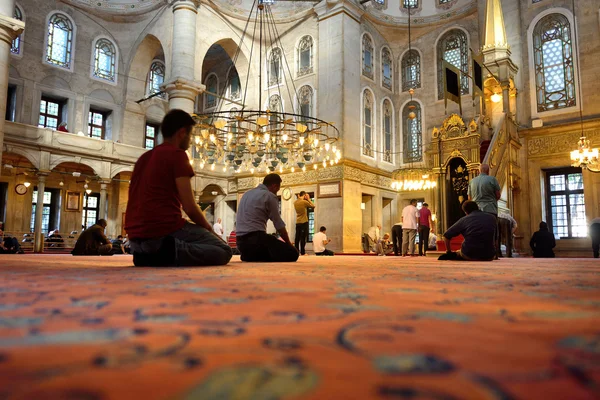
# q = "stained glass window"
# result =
<box><xmin>46</xmin><ymin>13</ymin><xmax>73</xmax><ymax>68</ymax></box>
<box><xmin>298</xmin><ymin>36</ymin><xmax>313</xmax><ymax>77</ymax></box>
<box><xmin>383</xmin><ymin>99</ymin><xmax>392</xmax><ymax>162</ymax></box>
<box><xmin>11</xmin><ymin>6</ymin><xmax>23</xmax><ymax>55</ymax></box>
<box><xmin>228</xmin><ymin>68</ymin><xmax>241</xmax><ymax>100</ymax></box>
<box><xmin>437</xmin><ymin>30</ymin><xmax>469</xmax><ymax>100</ymax></box>
<box><xmin>402</xmin><ymin>49</ymin><xmax>421</xmax><ymax>92</ymax></box>
<box><xmin>382</xmin><ymin>47</ymin><xmax>392</xmax><ymax>90</ymax></box>
<box><xmin>93</xmin><ymin>38</ymin><xmax>116</xmax><ymax>82</ymax></box>
<box><xmin>362</xmin><ymin>34</ymin><xmax>374</xmax><ymax>79</ymax></box>
<box><xmin>88</xmin><ymin>110</ymin><xmax>105</xmax><ymax>139</ymax></box>
<box><xmin>145</xmin><ymin>123</ymin><xmax>159</xmax><ymax>149</ymax></box>
<box><xmin>403</xmin><ymin>0</ymin><xmax>418</xmax><ymax>7</ymax></box>
<box><xmin>546</xmin><ymin>168</ymin><xmax>586</xmax><ymax>238</ymax></box>
<box><xmin>147</xmin><ymin>61</ymin><xmax>165</xmax><ymax>98</ymax></box>
<box><xmin>269</xmin><ymin>48</ymin><xmax>282</xmax><ymax>86</ymax></box>
<box><xmin>298</xmin><ymin>85</ymin><xmax>313</xmax><ymax>119</ymax></box>
<box><xmin>533</xmin><ymin>14</ymin><xmax>576</xmax><ymax>112</ymax></box>
<box><xmin>204</xmin><ymin>74</ymin><xmax>218</xmax><ymax>109</ymax></box>
<box><xmin>372</xmin><ymin>0</ymin><xmax>386</xmax><ymax>10</ymax></box>
<box><xmin>39</xmin><ymin>97</ymin><xmax>62</xmax><ymax>129</ymax></box>
<box><xmin>363</xmin><ymin>89</ymin><xmax>374</xmax><ymax>157</ymax></box>
<box><xmin>403</xmin><ymin>101</ymin><xmax>422</xmax><ymax>163</ymax></box>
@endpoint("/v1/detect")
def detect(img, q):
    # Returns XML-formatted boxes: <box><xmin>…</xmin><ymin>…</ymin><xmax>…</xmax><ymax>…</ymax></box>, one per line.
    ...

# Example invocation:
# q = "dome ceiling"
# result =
<box><xmin>63</xmin><ymin>0</ymin><xmax>166</xmax><ymax>17</ymax></box>
<box><xmin>365</xmin><ymin>0</ymin><xmax>477</xmax><ymax>26</ymax></box>
<box><xmin>210</xmin><ymin>0</ymin><xmax>315</xmax><ymax>22</ymax></box>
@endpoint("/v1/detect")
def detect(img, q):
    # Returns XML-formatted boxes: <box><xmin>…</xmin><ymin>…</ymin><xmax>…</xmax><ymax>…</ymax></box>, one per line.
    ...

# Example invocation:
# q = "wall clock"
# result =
<box><xmin>282</xmin><ymin>187</ymin><xmax>292</xmax><ymax>201</ymax></box>
<box><xmin>15</xmin><ymin>183</ymin><xmax>28</xmax><ymax>195</ymax></box>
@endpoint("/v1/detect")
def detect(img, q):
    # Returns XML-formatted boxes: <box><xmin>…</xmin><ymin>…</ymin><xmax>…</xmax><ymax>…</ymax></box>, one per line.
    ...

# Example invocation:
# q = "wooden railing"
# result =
<box><xmin>2</xmin><ymin>232</ymin><xmax>80</xmax><ymax>253</ymax></box>
<box><xmin>482</xmin><ymin>113</ymin><xmax>518</xmax><ymax>190</ymax></box>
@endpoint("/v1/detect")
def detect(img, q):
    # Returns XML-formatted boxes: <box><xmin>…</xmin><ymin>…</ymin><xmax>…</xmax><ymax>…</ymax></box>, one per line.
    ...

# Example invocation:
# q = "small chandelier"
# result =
<box><xmin>193</xmin><ymin>0</ymin><xmax>340</xmax><ymax>174</ymax></box>
<box><xmin>391</xmin><ymin>168</ymin><xmax>437</xmax><ymax>191</ymax></box>
<box><xmin>571</xmin><ymin>136</ymin><xmax>599</xmax><ymax>172</ymax></box>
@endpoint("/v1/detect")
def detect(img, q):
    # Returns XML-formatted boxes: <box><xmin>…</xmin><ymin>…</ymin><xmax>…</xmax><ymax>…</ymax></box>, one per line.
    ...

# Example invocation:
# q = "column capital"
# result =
<box><xmin>172</xmin><ymin>0</ymin><xmax>199</xmax><ymax>13</ymax></box>
<box><xmin>162</xmin><ymin>77</ymin><xmax>205</xmax><ymax>102</ymax></box>
<box><xmin>314</xmin><ymin>0</ymin><xmax>364</xmax><ymax>23</ymax></box>
<box><xmin>0</xmin><ymin>14</ymin><xmax>24</xmax><ymax>45</ymax></box>
<box><xmin>36</xmin><ymin>170</ymin><xmax>51</xmax><ymax>180</ymax></box>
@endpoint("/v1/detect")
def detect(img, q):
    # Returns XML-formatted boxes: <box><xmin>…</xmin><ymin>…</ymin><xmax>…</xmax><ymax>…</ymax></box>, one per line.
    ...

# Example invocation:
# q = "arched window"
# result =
<box><xmin>533</xmin><ymin>14</ymin><xmax>576</xmax><ymax>112</ymax></box>
<box><xmin>362</xmin><ymin>89</ymin><xmax>374</xmax><ymax>157</ymax></box>
<box><xmin>401</xmin><ymin>0</ymin><xmax>421</xmax><ymax>13</ymax></box>
<box><xmin>403</xmin><ymin>101</ymin><xmax>422</xmax><ymax>163</ymax></box>
<box><xmin>372</xmin><ymin>0</ymin><xmax>386</xmax><ymax>10</ymax></box>
<box><xmin>298</xmin><ymin>85</ymin><xmax>314</xmax><ymax>119</ymax></box>
<box><xmin>297</xmin><ymin>36</ymin><xmax>314</xmax><ymax>77</ymax></box>
<box><xmin>382</xmin><ymin>47</ymin><xmax>392</xmax><ymax>90</ymax></box>
<box><xmin>437</xmin><ymin>29</ymin><xmax>469</xmax><ymax>100</ymax></box>
<box><xmin>93</xmin><ymin>38</ymin><xmax>117</xmax><ymax>82</ymax></box>
<box><xmin>147</xmin><ymin>61</ymin><xmax>165</xmax><ymax>98</ymax></box>
<box><xmin>11</xmin><ymin>5</ymin><xmax>23</xmax><ymax>55</ymax></box>
<box><xmin>204</xmin><ymin>74</ymin><xmax>218</xmax><ymax>109</ymax></box>
<box><xmin>362</xmin><ymin>34</ymin><xmax>374</xmax><ymax>79</ymax></box>
<box><xmin>46</xmin><ymin>13</ymin><xmax>74</xmax><ymax>68</ymax></box>
<box><xmin>268</xmin><ymin>48</ymin><xmax>282</xmax><ymax>86</ymax></box>
<box><xmin>227</xmin><ymin>68</ymin><xmax>241</xmax><ymax>100</ymax></box>
<box><xmin>383</xmin><ymin>99</ymin><xmax>393</xmax><ymax>162</ymax></box>
<box><xmin>401</xmin><ymin>49</ymin><xmax>421</xmax><ymax>92</ymax></box>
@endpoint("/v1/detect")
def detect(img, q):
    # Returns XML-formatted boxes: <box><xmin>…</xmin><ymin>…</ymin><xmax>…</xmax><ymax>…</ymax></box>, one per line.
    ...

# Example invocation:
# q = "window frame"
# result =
<box><xmin>436</xmin><ymin>28</ymin><xmax>470</xmax><ymax>100</ymax></box>
<box><xmin>88</xmin><ymin>109</ymin><xmax>107</xmax><ymax>139</ymax></box>
<box><xmin>91</xmin><ymin>36</ymin><xmax>118</xmax><ymax>84</ymax></box>
<box><xmin>306</xmin><ymin>192</ymin><xmax>315</xmax><ymax>243</ymax></box>
<box><xmin>297</xmin><ymin>35</ymin><xmax>314</xmax><ymax>78</ymax></box>
<box><xmin>362</xmin><ymin>33</ymin><xmax>374</xmax><ymax>80</ymax></box>
<box><xmin>82</xmin><ymin>192</ymin><xmax>100</xmax><ymax>230</ymax></box>
<box><xmin>382</xmin><ymin>98</ymin><xmax>394</xmax><ymax>164</ymax></box>
<box><xmin>402</xmin><ymin>99</ymin><xmax>423</xmax><ymax>163</ymax></box>
<box><xmin>43</xmin><ymin>11</ymin><xmax>76</xmax><ymax>71</ymax></box>
<box><xmin>381</xmin><ymin>46</ymin><xmax>393</xmax><ymax>91</ymax></box>
<box><xmin>38</xmin><ymin>96</ymin><xmax>64</xmax><ymax>130</ymax></box>
<box><xmin>11</xmin><ymin>4</ymin><xmax>24</xmax><ymax>57</ymax></box>
<box><xmin>362</xmin><ymin>88</ymin><xmax>375</xmax><ymax>158</ymax></box>
<box><xmin>297</xmin><ymin>85</ymin><xmax>314</xmax><ymax>120</ymax></box>
<box><xmin>145</xmin><ymin>122</ymin><xmax>160</xmax><ymax>150</ymax></box>
<box><xmin>226</xmin><ymin>66</ymin><xmax>241</xmax><ymax>101</ymax></box>
<box><xmin>401</xmin><ymin>48</ymin><xmax>421</xmax><ymax>92</ymax></box>
<box><xmin>544</xmin><ymin>167</ymin><xmax>586</xmax><ymax>239</ymax></box>
<box><xmin>268</xmin><ymin>47</ymin><xmax>283</xmax><ymax>87</ymax></box>
<box><xmin>204</xmin><ymin>73</ymin><xmax>219</xmax><ymax>110</ymax></box>
<box><xmin>31</xmin><ymin>190</ymin><xmax>53</xmax><ymax>233</ymax></box>
<box><xmin>147</xmin><ymin>60</ymin><xmax>166</xmax><ymax>98</ymax></box>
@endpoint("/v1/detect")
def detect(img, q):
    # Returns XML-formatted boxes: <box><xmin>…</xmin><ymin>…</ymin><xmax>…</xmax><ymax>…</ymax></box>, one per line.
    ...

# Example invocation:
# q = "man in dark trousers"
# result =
<box><xmin>125</xmin><ymin>109</ymin><xmax>232</xmax><ymax>267</ymax></box>
<box><xmin>468</xmin><ymin>164</ymin><xmax>501</xmax><ymax>258</ymax></box>
<box><xmin>591</xmin><ymin>217</ymin><xmax>600</xmax><ymax>258</ymax></box>
<box><xmin>417</xmin><ymin>202</ymin><xmax>433</xmax><ymax>256</ymax></box>
<box><xmin>236</xmin><ymin>173</ymin><xmax>299</xmax><ymax>262</ymax></box>
<box><xmin>72</xmin><ymin>219</ymin><xmax>112</xmax><ymax>255</ymax></box>
<box><xmin>440</xmin><ymin>201</ymin><xmax>496</xmax><ymax>261</ymax></box>
<box><xmin>294</xmin><ymin>191</ymin><xmax>315</xmax><ymax>256</ymax></box>
<box><xmin>529</xmin><ymin>221</ymin><xmax>556</xmax><ymax>258</ymax></box>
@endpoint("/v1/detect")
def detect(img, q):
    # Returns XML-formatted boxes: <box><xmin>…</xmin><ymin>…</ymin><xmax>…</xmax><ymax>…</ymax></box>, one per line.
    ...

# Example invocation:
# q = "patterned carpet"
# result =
<box><xmin>0</xmin><ymin>254</ymin><xmax>599</xmax><ymax>400</ymax></box>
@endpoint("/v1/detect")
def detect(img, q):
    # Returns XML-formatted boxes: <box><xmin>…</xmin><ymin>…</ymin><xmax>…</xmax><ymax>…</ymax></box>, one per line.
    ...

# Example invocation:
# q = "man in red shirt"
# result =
<box><xmin>418</xmin><ymin>202</ymin><xmax>433</xmax><ymax>256</ymax></box>
<box><xmin>125</xmin><ymin>109</ymin><xmax>232</xmax><ymax>266</ymax></box>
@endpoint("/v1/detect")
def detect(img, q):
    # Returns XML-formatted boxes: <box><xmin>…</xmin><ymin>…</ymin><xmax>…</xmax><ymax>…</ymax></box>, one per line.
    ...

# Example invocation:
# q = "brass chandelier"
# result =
<box><xmin>192</xmin><ymin>0</ymin><xmax>340</xmax><ymax>174</ymax></box>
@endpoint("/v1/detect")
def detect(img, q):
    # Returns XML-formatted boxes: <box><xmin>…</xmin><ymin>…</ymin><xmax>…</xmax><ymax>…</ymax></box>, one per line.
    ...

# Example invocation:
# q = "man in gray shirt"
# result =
<box><xmin>468</xmin><ymin>163</ymin><xmax>501</xmax><ymax>257</ymax></box>
<box><xmin>236</xmin><ymin>173</ymin><xmax>299</xmax><ymax>262</ymax></box>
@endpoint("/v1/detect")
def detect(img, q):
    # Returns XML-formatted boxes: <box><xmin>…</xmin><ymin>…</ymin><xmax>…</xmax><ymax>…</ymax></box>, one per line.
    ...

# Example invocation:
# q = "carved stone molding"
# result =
<box><xmin>527</xmin><ymin>129</ymin><xmax>600</xmax><ymax>158</ymax></box>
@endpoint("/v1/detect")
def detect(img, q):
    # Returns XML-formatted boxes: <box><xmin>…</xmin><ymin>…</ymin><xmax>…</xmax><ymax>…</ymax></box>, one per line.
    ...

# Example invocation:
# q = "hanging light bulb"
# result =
<box><xmin>86</xmin><ymin>188</ymin><xmax>92</xmax><ymax>195</ymax></box>
<box><xmin>490</xmin><ymin>93</ymin><xmax>502</xmax><ymax>103</ymax></box>
<box><xmin>24</xmin><ymin>181</ymin><xmax>31</xmax><ymax>188</ymax></box>
<box><xmin>83</xmin><ymin>183</ymin><xmax>88</xmax><ymax>189</ymax></box>
<box><xmin>59</xmin><ymin>181</ymin><xmax>64</xmax><ymax>187</ymax></box>
<box><xmin>211</xmin><ymin>164</ymin><xmax>215</xmax><ymax>171</ymax></box>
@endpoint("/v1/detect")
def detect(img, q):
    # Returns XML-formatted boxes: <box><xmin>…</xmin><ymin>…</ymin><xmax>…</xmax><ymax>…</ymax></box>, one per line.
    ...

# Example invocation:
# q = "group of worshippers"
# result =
<box><xmin>60</xmin><ymin>110</ymin><xmax>599</xmax><ymax>265</ymax></box>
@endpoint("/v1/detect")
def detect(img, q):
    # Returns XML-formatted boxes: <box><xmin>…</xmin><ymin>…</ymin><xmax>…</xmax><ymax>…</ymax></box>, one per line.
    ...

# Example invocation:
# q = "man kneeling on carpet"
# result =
<box><xmin>313</xmin><ymin>226</ymin><xmax>334</xmax><ymax>256</ymax></box>
<box><xmin>125</xmin><ymin>109</ymin><xmax>232</xmax><ymax>267</ymax></box>
<box><xmin>439</xmin><ymin>200</ymin><xmax>496</xmax><ymax>261</ymax></box>
<box><xmin>72</xmin><ymin>219</ymin><xmax>112</xmax><ymax>255</ymax></box>
<box><xmin>236</xmin><ymin>173</ymin><xmax>299</xmax><ymax>262</ymax></box>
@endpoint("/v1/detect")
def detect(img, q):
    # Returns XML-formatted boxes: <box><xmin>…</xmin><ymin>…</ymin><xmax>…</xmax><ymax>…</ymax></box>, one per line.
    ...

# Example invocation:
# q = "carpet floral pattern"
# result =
<box><xmin>0</xmin><ymin>255</ymin><xmax>599</xmax><ymax>399</ymax></box>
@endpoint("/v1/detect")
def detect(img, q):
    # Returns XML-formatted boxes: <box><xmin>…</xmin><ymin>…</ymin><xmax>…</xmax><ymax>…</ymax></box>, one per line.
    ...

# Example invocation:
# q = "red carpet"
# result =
<box><xmin>0</xmin><ymin>254</ymin><xmax>599</xmax><ymax>399</ymax></box>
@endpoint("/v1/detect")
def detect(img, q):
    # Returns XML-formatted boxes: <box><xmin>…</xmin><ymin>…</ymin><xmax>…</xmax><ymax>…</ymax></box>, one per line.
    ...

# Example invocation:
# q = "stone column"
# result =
<box><xmin>162</xmin><ymin>0</ymin><xmax>204</xmax><ymax>113</ymax></box>
<box><xmin>99</xmin><ymin>179</ymin><xmax>110</xmax><ymax>221</ymax></box>
<box><xmin>33</xmin><ymin>171</ymin><xmax>49</xmax><ymax>253</ymax></box>
<box><xmin>0</xmin><ymin>3</ymin><xmax>24</xmax><ymax>174</ymax></box>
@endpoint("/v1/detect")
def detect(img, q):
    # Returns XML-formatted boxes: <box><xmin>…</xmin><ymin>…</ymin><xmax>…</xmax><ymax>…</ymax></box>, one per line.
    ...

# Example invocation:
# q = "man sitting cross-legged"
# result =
<box><xmin>313</xmin><ymin>226</ymin><xmax>334</xmax><ymax>256</ymax></box>
<box><xmin>72</xmin><ymin>219</ymin><xmax>112</xmax><ymax>256</ymax></box>
<box><xmin>236</xmin><ymin>173</ymin><xmax>299</xmax><ymax>262</ymax></box>
<box><xmin>125</xmin><ymin>109</ymin><xmax>232</xmax><ymax>267</ymax></box>
<box><xmin>439</xmin><ymin>200</ymin><xmax>496</xmax><ymax>261</ymax></box>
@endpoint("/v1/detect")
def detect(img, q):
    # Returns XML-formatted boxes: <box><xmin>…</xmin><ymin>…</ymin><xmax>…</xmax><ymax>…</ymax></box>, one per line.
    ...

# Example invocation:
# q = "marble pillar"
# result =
<box><xmin>33</xmin><ymin>172</ymin><xmax>49</xmax><ymax>253</ymax></box>
<box><xmin>99</xmin><ymin>180</ymin><xmax>110</xmax><ymax>221</ymax></box>
<box><xmin>0</xmin><ymin>2</ymin><xmax>24</xmax><ymax>174</ymax></box>
<box><xmin>163</xmin><ymin>0</ymin><xmax>204</xmax><ymax>113</ymax></box>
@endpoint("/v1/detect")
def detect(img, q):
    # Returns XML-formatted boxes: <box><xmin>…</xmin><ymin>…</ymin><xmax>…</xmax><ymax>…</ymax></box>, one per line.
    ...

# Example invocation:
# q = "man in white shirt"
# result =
<box><xmin>401</xmin><ymin>199</ymin><xmax>419</xmax><ymax>256</ymax></box>
<box><xmin>366</xmin><ymin>225</ymin><xmax>381</xmax><ymax>253</ymax></box>
<box><xmin>313</xmin><ymin>226</ymin><xmax>334</xmax><ymax>256</ymax></box>
<box><xmin>213</xmin><ymin>218</ymin><xmax>224</xmax><ymax>239</ymax></box>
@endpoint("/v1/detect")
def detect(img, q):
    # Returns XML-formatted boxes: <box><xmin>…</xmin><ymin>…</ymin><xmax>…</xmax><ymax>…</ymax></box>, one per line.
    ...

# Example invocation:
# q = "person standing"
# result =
<box><xmin>313</xmin><ymin>226</ymin><xmax>334</xmax><ymax>256</ymax></box>
<box><xmin>125</xmin><ymin>109</ymin><xmax>232</xmax><ymax>267</ymax></box>
<box><xmin>392</xmin><ymin>222</ymin><xmax>403</xmax><ymax>256</ymax></box>
<box><xmin>417</xmin><ymin>203</ymin><xmax>433</xmax><ymax>256</ymax></box>
<box><xmin>294</xmin><ymin>191</ymin><xmax>315</xmax><ymax>256</ymax></box>
<box><xmin>468</xmin><ymin>164</ymin><xmax>501</xmax><ymax>257</ymax></box>
<box><xmin>236</xmin><ymin>173</ymin><xmax>299</xmax><ymax>262</ymax></box>
<box><xmin>530</xmin><ymin>221</ymin><xmax>556</xmax><ymax>258</ymax></box>
<box><xmin>589</xmin><ymin>217</ymin><xmax>600</xmax><ymax>258</ymax></box>
<box><xmin>401</xmin><ymin>199</ymin><xmax>419</xmax><ymax>256</ymax></box>
<box><xmin>213</xmin><ymin>218</ymin><xmax>224</xmax><ymax>239</ymax></box>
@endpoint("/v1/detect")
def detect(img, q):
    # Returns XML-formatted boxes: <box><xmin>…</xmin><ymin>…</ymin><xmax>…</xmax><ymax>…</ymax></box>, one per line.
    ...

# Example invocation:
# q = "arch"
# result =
<box><xmin>49</xmin><ymin>157</ymin><xmax>103</xmax><ymax>177</ymax></box>
<box><xmin>91</xmin><ymin>35</ymin><xmax>119</xmax><ymax>84</ymax></box>
<box><xmin>201</xmin><ymin>183</ymin><xmax>227</xmax><ymax>197</ymax></box>
<box><xmin>295</xmin><ymin>34</ymin><xmax>315</xmax><ymax>77</ymax></box>
<box><xmin>361</xmin><ymin>32</ymin><xmax>374</xmax><ymax>80</ymax></box>
<box><xmin>40</xmin><ymin>75</ymin><xmax>72</xmax><ymax>91</ymax></box>
<box><xmin>400</xmin><ymin>48</ymin><xmax>422</xmax><ymax>92</ymax></box>
<box><xmin>126</xmin><ymin>34</ymin><xmax>166</xmax><ymax>102</ymax></box>
<box><xmin>434</xmin><ymin>26</ymin><xmax>470</xmax><ymax>100</ymax></box>
<box><xmin>381</xmin><ymin>97</ymin><xmax>395</xmax><ymax>163</ymax></box>
<box><xmin>1</xmin><ymin>148</ymin><xmax>40</xmax><ymax>170</ymax></box>
<box><xmin>11</xmin><ymin>3</ymin><xmax>25</xmax><ymax>56</ymax></box>
<box><xmin>9</xmin><ymin>65</ymin><xmax>21</xmax><ymax>79</ymax></box>
<box><xmin>43</xmin><ymin>11</ymin><xmax>77</xmax><ymax>71</ymax></box>
<box><xmin>110</xmin><ymin>164</ymin><xmax>134</xmax><ymax>179</ymax></box>
<box><xmin>88</xmin><ymin>89</ymin><xmax>116</xmax><ymax>103</ymax></box>
<box><xmin>527</xmin><ymin>7</ymin><xmax>579</xmax><ymax>118</ymax></box>
<box><xmin>361</xmin><ymin>87</ymin><xmax>375</xmax><ymax>158</ymax></box>
<box><xmin>380</xmin><ymin>45</ymin><xmax>393</xmax><ymax>91</ymax></box>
